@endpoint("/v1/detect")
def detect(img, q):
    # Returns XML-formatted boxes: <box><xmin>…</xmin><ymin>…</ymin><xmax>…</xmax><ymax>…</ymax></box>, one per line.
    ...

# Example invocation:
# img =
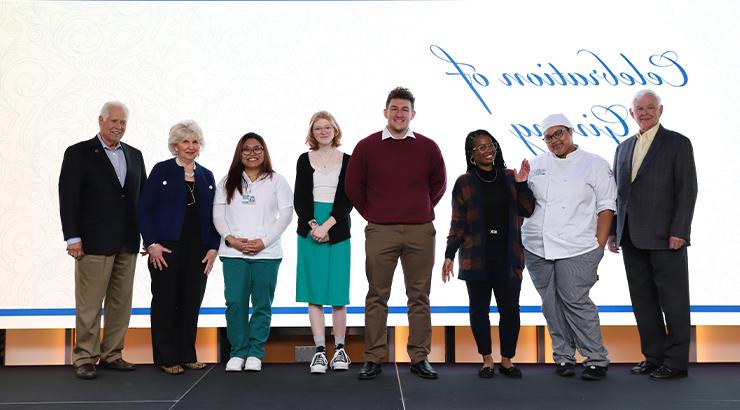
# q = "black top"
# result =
<box><xmin>294</xmin><ymin>152</ymin><xmax>353</xmax><ymax>244</ymax></box>
<box><xmin>183</xmin><ymin>181</ymin><xmax>200</xmax><ymax>229</ymax></box>
<box><xmin>477</xmin><ymin>168</ymin><xmax>510</xmax><ymax>278</ymax></box>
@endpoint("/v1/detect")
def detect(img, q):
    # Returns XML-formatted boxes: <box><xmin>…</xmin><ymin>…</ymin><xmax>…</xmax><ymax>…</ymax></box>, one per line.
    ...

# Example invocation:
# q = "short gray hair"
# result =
<box><xmin>632</xmin><ymin>89</ymin><xmax>662</xmax><ymax>106</ymax></box>
<box><xmin>168</xmin><ymin>120</ymin><xmax>205</xmax><ymax>155</ymax></box>
<box><xmin>100</xmin><ymin>101</ymin><xmax>129</xmax><ymax>120</ymax></box>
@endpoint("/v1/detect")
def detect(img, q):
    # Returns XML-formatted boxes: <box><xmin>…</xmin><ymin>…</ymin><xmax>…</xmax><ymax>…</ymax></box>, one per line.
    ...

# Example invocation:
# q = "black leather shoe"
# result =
<box><xmin>410</xmin><ymin>359</ymin><xmax>438</xmax><ymax>379</ymax></box>
<box><xmin>99</xmin><ymin>358</ymin><xmax>136</xmax><ymax>371</ymax></box>
<box><xmin>631</xmin><ymin>360</ymin><xmax>659</xmax><ymax>375</ymax></box>
<box><xmin>358</xmin><ymin>362</ymin><xmax>382</xmax><ymax>380</ymax></box>
<box><xmin>498</xmin><ymin>364</ymin><xmax>523</xmax><ymax>379</ymax></box>
<box><xmin>75</xmin><ymin>363</ymin><xmax>97</xmax><ymax>380</ymax></box>
<box><xmin>649</xmin><ymin>365</ymin><xmax>688</xmax><ymax>380</ymax></box>
<box><xmin>478</xmin><ymin>366</ymin><xmax>495</xmax><ymax>379</ymax></box>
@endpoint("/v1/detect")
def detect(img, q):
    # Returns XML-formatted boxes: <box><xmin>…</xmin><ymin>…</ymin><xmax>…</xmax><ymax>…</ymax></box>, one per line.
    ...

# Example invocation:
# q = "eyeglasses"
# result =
<box><xmin>241</xmin><ymin>146</ymin><xmax>264</xmax><ymax>155</ymax></box>
<box><xmin>543</xmin><ymin>127</ymin><xmax>569</xmax><ymax>143</ymax></box>
<box><xmin>312</xmin><ymin>126</ymin><xmax>334</xmax><ymax>134</ymax></box>
<box><xmin>472</xmin><ymin>142</ymin><xmax>496</xmax><ymax>152</ymax></box>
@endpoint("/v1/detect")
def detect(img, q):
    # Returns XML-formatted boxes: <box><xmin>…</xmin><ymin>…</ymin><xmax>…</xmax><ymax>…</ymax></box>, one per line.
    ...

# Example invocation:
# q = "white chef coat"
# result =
<box><xmin>521</xmin><ymin>147</ymin><xmax>616</xmax><ymax>260</ymax></box>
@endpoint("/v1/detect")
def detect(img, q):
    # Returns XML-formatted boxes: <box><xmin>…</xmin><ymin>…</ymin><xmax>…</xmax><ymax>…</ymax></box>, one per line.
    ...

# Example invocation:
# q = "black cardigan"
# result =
<box><xmin>294</xmin><ymin>152</ymin><xmax>353</xmax><ymax>244</ymax></box>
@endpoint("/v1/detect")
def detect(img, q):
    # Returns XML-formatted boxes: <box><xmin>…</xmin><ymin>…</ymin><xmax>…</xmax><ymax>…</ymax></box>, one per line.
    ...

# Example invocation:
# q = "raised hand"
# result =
<box><xmin>514</xmin><ymin>159</ymin><xmax>530</xmax><ymax>182</ymax></box>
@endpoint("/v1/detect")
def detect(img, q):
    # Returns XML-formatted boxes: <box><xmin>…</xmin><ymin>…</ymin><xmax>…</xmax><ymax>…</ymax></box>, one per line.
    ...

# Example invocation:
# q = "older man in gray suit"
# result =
<box><xmin>608</xmin><ymin>90</ymin><xmax>698</xmax><ymax>380</ymax></box>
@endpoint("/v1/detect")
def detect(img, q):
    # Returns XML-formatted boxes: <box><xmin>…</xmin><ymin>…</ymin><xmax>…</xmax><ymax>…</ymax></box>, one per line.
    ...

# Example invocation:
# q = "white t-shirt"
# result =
<box><xmin>521</xmin><ymin>147</ymin><xmax>616</xmax><ymax>260</ymax></box>
<box><xmin>213</xmin><ymin>171</ymin><xmax>294</xmax><ymax>259</ymax></box>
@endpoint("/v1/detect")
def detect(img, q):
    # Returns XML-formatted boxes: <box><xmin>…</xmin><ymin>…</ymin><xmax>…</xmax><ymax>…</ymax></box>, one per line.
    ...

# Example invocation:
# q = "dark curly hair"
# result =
<box><xmin>385</xmin><ymin>87</ymin><xmax>415</xmax><ymax>110</ymax></box>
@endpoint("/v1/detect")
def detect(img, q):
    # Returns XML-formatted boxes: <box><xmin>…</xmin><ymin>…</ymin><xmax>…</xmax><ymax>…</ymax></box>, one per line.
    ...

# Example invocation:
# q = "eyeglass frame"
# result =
<box><xmin>542</xmin><ymin>127</ymin><xmax>570</xmax><ymax>143</ymax></box>
<box><xmin>472</xmin><ymin>142</ymin><xmax>496</xmax><ymax>152</ymax></box>
<box><xmin>241</xmin><ymin>145</ymin><xmax>264</xmax><ymax>155</ymax></box>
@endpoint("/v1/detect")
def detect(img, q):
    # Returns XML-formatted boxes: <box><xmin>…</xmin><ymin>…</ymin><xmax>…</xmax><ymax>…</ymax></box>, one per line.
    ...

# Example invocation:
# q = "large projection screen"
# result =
<box><xmin>1</xmin><ymin>1</ymin><xmax>738</xmax><ymax>328</ymax></box>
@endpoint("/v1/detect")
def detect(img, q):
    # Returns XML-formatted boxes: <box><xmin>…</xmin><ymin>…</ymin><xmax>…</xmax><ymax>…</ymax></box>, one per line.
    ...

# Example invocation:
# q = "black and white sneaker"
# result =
<box><xmin>556</xmin><ymin>362</ymin><xmax>576</xmax><ymax>377</ymax></box>
<box><xmin>581</xmin><ymin>365</ymin><xmax>607</xmax><ymax>381</ymax></box>
<box><xmin>330</xmin><ymin>345</ymin><xmax>351</xmax><ymax>371</ymax></box>
<box><xmin>310</xmin><ymin>350</ymin><xmax>328</xmax><ymax>374</ymax></box>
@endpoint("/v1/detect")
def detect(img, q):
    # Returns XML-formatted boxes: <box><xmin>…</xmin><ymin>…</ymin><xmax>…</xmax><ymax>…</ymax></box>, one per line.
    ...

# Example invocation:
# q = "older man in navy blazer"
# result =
<box><xmin>59</xmin><ymin>101</ymin><xmax>147</xmax><ymax>379</ymax></box>
<box><xmin>608</xmin><ymin>90</ymin><xmax>698</xmax><ymax>380</ymax></box>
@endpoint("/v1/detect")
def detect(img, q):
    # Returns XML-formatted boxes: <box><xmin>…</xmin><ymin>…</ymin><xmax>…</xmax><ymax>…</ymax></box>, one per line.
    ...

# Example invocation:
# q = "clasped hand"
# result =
<box><xmin>311</xmin><ymin>225</ymin><xmax>330</xmax><ymax>243</ymax></box>
<box><xmin>228</xmin><ymin>236</ymin><xmax>265</xmax><ymax>256</ymax></box>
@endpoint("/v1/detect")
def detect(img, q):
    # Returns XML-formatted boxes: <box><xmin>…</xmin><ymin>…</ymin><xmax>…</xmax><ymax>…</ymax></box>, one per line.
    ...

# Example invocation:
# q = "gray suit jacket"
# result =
<box><xmin>612</xmin><ymin>125</ymin><xmax>698</xmax><ymax>250</ymax></box>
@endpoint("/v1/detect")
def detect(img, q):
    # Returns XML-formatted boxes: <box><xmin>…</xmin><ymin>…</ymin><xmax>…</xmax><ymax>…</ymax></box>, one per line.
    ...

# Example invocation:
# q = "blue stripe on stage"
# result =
<box><xmin>1</xmin><ymin>305</ymin><xmax>740</xmax><ymax>316</ymax></box>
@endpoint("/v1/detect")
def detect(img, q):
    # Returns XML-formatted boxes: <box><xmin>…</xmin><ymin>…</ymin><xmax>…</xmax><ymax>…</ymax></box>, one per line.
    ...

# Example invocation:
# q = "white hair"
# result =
<box><xmin>632</xmin><ymin>89</ymin><xmax>662</xmax><ymax>106</ymax></box>
<box><xmin>100</xmin><ymin>101</ymin><xmax>129</xmax><ymax>120</ymax></box>
<box><xmin>168</xmin><ymin>120</ymin><xmax>205</xmax><ymax>155</ymax></box>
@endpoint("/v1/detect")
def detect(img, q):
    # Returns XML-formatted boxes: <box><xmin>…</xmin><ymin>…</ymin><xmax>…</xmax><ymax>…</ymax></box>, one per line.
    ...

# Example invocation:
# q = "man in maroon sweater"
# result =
<box><xmin>345</xmin><ymin>87</ymin><xmax>447</xmax><ymax>380</ymax></box>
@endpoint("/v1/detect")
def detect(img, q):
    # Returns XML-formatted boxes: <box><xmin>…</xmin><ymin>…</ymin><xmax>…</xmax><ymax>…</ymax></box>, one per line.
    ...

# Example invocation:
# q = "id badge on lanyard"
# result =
<box><xmin>242</xmin><ymin>194</ymin><xmax>256</xmax><ymax>204</ymax></box>
<box><xmin>242</xmin><ymin>176</ymin><xmax>257</xmax><ymax>205</ymax></box>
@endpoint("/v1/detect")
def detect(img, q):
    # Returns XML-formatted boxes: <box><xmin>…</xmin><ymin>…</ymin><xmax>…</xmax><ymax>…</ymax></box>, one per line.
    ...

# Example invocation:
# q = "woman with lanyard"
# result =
<box><xmin>139</xmin><ymin>120</ymin><xmax>220</xmax><ymax>375</ymax></box>
<box><xmin>294</xmin><ymin>111</ymin><xmax>353</xmax><ymax>374</ymax></box>
<box><xmin>521</xmin><ymin>114</ymin><xmax>616</xmax><ymax>381</ymax></box>
<box><xmin>213</xmin><ymin>132</ymin><xmax>293</xmax><ymax>372</ymax></box>
<box><xmin>442</xmin><ymin>129</ymin><xmax>534</xmax><ymax>379</ymax></box>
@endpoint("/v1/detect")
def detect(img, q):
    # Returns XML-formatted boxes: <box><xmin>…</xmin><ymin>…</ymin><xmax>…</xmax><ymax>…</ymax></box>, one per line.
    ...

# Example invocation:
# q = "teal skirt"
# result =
<box><xmin>296</xmin><ymin>202</ymin><xmax>351</xmax><ymax>306</ymax></box>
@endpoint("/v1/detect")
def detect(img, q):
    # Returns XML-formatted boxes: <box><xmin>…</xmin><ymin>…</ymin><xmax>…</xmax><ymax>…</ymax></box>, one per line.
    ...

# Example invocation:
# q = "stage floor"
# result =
<box><xmin>0</xmin><ymin>363</ymin><xmax>738</xmax><ymax>409</ymax></box>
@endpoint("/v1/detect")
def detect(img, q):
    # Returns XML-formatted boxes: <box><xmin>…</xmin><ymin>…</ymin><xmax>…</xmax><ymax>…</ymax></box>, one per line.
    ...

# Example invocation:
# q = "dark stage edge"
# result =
<box><xmin>1</xmin><ymin>364</ymin><xmax>739</xmax><ymax>409</ymax></box>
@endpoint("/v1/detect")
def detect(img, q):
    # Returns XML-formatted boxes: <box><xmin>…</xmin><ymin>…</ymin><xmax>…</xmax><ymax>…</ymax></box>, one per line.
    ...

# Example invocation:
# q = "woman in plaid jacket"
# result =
<box><xmin>442</xmin><ymin>129</ymin><xmax>534</xmax><ymax>379</ymax></box>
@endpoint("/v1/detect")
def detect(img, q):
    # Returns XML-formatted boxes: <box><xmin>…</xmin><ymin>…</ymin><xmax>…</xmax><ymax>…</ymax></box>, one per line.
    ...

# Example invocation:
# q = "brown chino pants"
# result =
<box><xmin>363</xmin><ymin>223</ymin><xmax>435</xmax><ymax>364</ymax></box>
<box><xmin>73</xmin><ymin>252</ymin><xmax>137</xmax><ymax>367</ymax></box>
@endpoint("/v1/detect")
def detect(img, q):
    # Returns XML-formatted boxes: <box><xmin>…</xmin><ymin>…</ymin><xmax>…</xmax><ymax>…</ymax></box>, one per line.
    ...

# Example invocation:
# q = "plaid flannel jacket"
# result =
<box><xmin>445</xmin><ymin>169</ymin><xmax>535</xmax><ymax>281</ymax></box>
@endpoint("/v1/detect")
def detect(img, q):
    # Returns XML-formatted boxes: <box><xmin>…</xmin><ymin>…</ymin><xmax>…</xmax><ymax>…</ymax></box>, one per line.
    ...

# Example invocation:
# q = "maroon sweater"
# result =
<box><xmin>345</xmin><ymin>131</ymin><xmax>447</xmax><ymax>224</ymax></box>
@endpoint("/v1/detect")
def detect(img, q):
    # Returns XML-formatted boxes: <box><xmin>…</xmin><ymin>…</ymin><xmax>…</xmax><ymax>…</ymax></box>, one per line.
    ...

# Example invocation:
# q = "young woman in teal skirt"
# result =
<box><xmin>294</xmin><ymin>111</ymin><xmax>353</xmax><ymax>374</ymax></box>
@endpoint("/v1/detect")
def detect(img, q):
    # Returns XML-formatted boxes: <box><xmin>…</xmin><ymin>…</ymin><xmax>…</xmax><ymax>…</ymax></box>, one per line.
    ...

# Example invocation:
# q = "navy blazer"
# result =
<box><xmin>612</xmin><ymin>125</ymin><xmax>698</xmax><ymax>249</ymax></box>
<box><xmin>59</xmin><ymin>136</ymin><xmax>147</xmax><ymax>255</ymax></box>
<box><xmin>138</xmin><ymin>158</ymin><xmax>220</xmax><ymax>250</ymax></box>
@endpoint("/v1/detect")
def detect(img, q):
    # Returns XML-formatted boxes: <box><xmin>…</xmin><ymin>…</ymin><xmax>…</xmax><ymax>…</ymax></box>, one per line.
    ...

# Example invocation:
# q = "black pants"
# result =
<box><xmin>622</xmin><ymin>225</ymin><xmax>690</xmax><ymax>371</ymax></box>
<box><xmin>465</xmin><ymin>273</ymin><xmax>522</xmax><ymax>358</ymax></box>
<box><xmin>150</xmin><ymin>224</ymin><xmax>208</xmax><ymax>366</ymax></box>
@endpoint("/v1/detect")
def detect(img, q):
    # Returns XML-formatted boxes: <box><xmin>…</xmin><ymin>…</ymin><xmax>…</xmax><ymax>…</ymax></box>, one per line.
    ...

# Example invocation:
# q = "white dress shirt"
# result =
<box><xmin>521</xmin><ymin>147</ymin><xmax>616</xmax><ymax>260</ymax></box>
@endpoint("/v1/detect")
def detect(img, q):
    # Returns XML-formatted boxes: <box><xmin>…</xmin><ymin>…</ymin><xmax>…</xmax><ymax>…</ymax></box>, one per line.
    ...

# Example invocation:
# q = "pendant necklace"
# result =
<box><xmin>475</xmin><ymin>168</ymin><xmax>498</xmax><ymax>183</ymax></box>
<box><xmin>176</xmin><ymin>157</ymin><xmax>196</xmax><ymax>177</ymax></box>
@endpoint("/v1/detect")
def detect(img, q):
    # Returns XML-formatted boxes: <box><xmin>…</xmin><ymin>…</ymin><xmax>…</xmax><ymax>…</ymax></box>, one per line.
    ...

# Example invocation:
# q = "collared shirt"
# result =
<box><xmin>67</xmin><ymin>135</ymin><xmax>128</xmax><ymax>245</ymax></box>
<box><xmin>98</xmin><ymin>134</ymin><xmax>127</xmax><ymax>187</ymax></box>
<box><xmin>213</xmin><ymin>171</ymin><xmax>294</xmax><ymax>259</ymax></box>
<box><xmin>631</xmin><ymin>123</ymin><xmax>660</xmax><ymax>181</ymax></box>
<box><xmin>521</xmin><ymin>147</ymin><xmax>617</xmax><ymax>260</ymax></box>
<box><xmin>381</xmin><ymin>126</ymin><xmax>416</xmax><ymax>140</ymax></box>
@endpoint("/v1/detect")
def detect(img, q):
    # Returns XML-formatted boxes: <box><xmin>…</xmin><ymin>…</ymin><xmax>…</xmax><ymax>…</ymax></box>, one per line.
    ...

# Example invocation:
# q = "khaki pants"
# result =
<box><xmin>73</xmin><ymin>252</ymin><xmax>137</xmax><ymax>367</ymax></box>
<box><xmin>363</xmin><ymin>223</ymin><xmax>435</xmax><ymax>363</ymax></box>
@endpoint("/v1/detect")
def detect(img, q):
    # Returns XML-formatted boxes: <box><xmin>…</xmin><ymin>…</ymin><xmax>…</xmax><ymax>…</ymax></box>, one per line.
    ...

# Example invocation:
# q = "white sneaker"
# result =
<box><xmin>225</xmin><ymin>357</ymin><xmax>245</xmax><ymax>372</ymax></box>
<box><xmin>330</xmin><ymin>347</ymin><xmax>351</xmax><ymax>371</ymax></box>
<box><xmin>244</xmin><ymin>356</ymin><xmax>262</xmax><ymax>372</ymax></box>
<box><xmin>310</xmin><ymin>351</ymin><xmax>328</xmax><ymax>374</ymax></box>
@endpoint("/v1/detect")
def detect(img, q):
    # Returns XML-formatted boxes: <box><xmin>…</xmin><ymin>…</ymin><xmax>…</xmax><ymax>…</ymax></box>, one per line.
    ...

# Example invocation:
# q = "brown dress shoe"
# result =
<box><xmin>99</xmin><ymin>358</ymin><xmax>136</xmax><ymax>371</ymax></box>
<box><xmin>75</xmin><ymin>363</ymin><xmax>97</xmax><ymax>380</ymax></box>
<box><xmin>182</xmin><ymin>362</ymin><xmax>207</xmax><ymax>370</ymax></box>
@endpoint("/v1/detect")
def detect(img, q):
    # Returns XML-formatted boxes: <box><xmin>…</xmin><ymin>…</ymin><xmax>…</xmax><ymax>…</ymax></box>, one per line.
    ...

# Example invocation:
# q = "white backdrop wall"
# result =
<box><xmin>0</xmin><ymin>1</ymin><xmax>738</xmax><ymax>328</ymax></box>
